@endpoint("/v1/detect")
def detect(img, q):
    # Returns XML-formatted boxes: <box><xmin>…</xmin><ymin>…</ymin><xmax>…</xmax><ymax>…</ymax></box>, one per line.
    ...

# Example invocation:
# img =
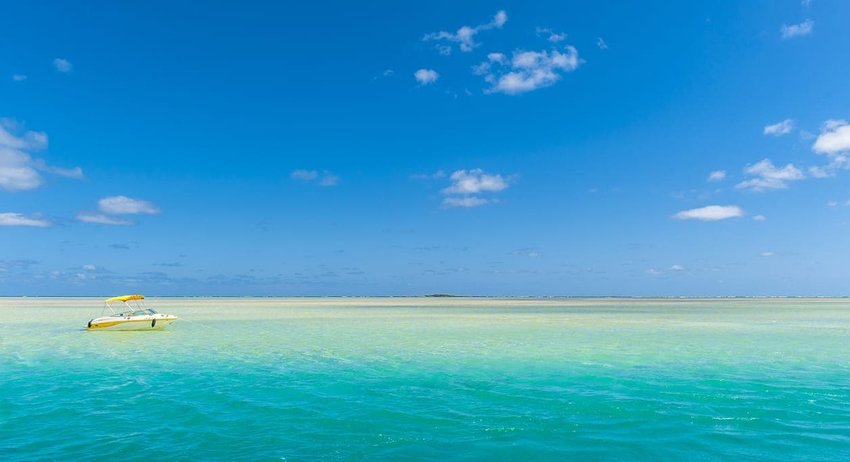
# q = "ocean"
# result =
<box><xmin>2</xmin><ymin>297</ymin><xmax>849</xmax><ymax>460</ymax></box>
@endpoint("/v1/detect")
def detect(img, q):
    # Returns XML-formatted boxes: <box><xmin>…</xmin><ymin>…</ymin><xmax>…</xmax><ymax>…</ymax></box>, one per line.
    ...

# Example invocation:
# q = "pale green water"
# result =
<box><xmin>2</xmin><ymin>298</ymin><xmax>849</xmax><ymax>460</ymax></box>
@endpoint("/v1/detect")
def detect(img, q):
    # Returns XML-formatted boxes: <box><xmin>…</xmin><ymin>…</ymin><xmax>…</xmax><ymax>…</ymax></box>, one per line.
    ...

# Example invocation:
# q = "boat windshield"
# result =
<box><xmin>115</xmin><ymin>308</ymin><xmax>158</xmax><ymax>317</ymax></box>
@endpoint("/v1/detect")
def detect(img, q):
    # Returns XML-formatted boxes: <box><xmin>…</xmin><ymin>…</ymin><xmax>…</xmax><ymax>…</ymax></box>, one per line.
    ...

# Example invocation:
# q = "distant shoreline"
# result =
<box><xmin>2</xmin><ymin>295</ymin><xmax>850</xmax><ymax>299</ymax></box>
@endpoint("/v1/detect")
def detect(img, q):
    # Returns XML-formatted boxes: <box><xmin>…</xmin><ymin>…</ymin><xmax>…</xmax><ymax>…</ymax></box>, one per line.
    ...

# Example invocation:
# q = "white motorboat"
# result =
<box><xmin>87</xmin><ymin>294</ymin><xmax>177</xmax><ymax>331</ymax></box>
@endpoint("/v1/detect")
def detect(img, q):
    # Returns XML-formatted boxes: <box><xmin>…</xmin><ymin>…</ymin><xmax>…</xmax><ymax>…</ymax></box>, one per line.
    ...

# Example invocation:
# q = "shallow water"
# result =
<box><xmin>2</xmin><ymin>298</ymin><xmax>850</xmax><ymax>460</ymax></box>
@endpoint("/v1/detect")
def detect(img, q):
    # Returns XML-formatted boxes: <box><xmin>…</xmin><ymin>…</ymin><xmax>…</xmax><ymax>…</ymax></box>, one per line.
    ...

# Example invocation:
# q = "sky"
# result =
<box><xmin>2</xmin><ymin>0</ymin><xmax>850</xmax><ymax>296</ymax></box>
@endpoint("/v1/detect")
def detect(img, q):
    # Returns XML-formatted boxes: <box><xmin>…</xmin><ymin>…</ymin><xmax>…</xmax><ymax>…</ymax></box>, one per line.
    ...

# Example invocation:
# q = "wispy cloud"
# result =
<box><xmin>291</xmin><ymin>169</ymin><xmax>339</xmax><ymax>186</ymax></box>
<box><xmin>291</xmin><ymin>169</ymin><xmax>318</xmax><ymax>181</ymax></box>
<box><xmin>735</xmin><ymin>159</ymin><xmax>804</xmax><ymax>192</ymax></box>
<box><xmin>53</xmin><ymin>58</ymin><xmax>72</xmax><ymax>72</ymax></box>
<box><xmin>12</xmin><ymin>74</ymin><xmax>27</xmax><ymax>82</ymax></box>
<box><xmin>512</xmin><ymin>248</ymin><xmax>542</xmax><ymax>258</ymax></box>
<box><xmin>707</xmin><ymin>170</ymin><xmax>726</xmax><ymax>182</ymax></box>
<box><xmin>0</xmin><ymin>212</ymin><xmax>51</xmax><ymax>227</ymax></box>
<box><xmin>0</xmin><ymin>118</ymin><xmax>83</xmax><ymax>191</ymax></box>
<box><xmin>440</xmin><ymin>168</ymin><xmax>510</xmax><ymax>208</ymax></box>
<box><xmin>781</xmin><ymin>19</ymin><xmax>814</xmax><ymax>39</ymax></box>
<box><xmin>764</xmin><ymin>119</ymin><xmax>794</xmax><ymax>136</ymax></box>
<box><xmin>414</xmin><ymin>69</ymin><xmax>439</xmax><ymax>85</ymax></box>
<box><xmin>596</xmin><ymin>37</ymin><xmax>608</xmax><ymax>50</ymax></box>
<box><xmin>442</xmin><ymin>196</ymin><xmax>492</xmax><ymax>208</ymax></box>
<box><xmin>98</xmin><ymin>196</ymin><xmax>161</xmax><ymax>215</ymax></box>
<box><xmin>674</xmin><ymin>205</ymin><xmax>744</xmax><ymax>221</ymax></box>
<box><xmin>535</xmin><ymin>27</ymin><xmax>566</xmax><ymax>43</ymax></box>
<box><xmin>319</xmin><ymin>173</ymin><xmax>339</xmax><ymax>186</ymax></box>
<box><xmin>423</xmin><ymin>10</ymin><xmax>507</xmax><ymax>54</ymax></box>
<box><xmin>76</xmin><ymin>213</ymin><xmax>133</xmax><ymax>225</ymax></box>
<box><xmin>474</xmin><ymin>46</ymin><xmax>582</xmax><ymax>94</ymax></box>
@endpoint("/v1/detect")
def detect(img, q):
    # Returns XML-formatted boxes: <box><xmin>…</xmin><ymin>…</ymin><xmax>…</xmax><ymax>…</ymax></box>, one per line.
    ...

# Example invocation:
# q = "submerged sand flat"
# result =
<box><xmin>2</xmin><ymin>297</ymin><xmax>850</xmax><ymax>460</ymax></box>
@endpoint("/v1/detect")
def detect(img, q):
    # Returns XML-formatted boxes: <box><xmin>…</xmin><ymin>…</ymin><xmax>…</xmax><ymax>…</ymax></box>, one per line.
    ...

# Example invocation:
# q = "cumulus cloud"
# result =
<box><xmin>0</xmin><ymin>118</ymin><xmax>83</xmax><ymax>191</ymax></box>
<box><xmin>813</xmin><ymin>119</ymin><xmax>850</xmax><ymax>156</ymax></box>
<box><xmin>414</xmin><ymin>69</ymin><xmax>439</xmax><ymax>85</ymax></box>
<box><xmin>53</xmin><ymin>58</ymin><xmax>72</xmax><ymax>72</ymax></box>
<box><xmin>0</xmin><ymin>212</ymin><xmax>51</xmax><ymax>227</ymax></box>
<box><xmin>76</xmin><ymin>213</ymin><xmax>133</xmax><ymax>225</ymax></box>
<box><xmin>764</xmin><ymin>119</ymin><xmax>794</xmax><ymax>136</ymax></box>
<box><xmin>423</xmin><ymin>10</ymin><xmax>507</xmax><ymax>54</ymax></box>
<box><xmin>735</xmin><ymin>159</ymin><xmax>804</xmax><ymax>192</ymax></box>
<box><xmin>674</xmin><ymin>205</ymin><xmax>745</xmax><ymax>221</ymax></box>
<box><xmin>707</xmin><ymin>170</ymin><xmax>726</xmax><ymax>182</ymax></box>
<box><xmin>440</xmin><ymin>168</ymin><xmax>510</xmax><ymax>208</ymax></box>
<box><xmin>442</xmin><ymin>169</ymin><xmax>509</xmax><ymax>195</ymax></box>
<box><xmin>475</xmin><ymin>46</ymin><xmax>582</xmax><ymax>95</ymax></box>
<box><xmin>98</xmin><ymin>196</ymin><xmax>160</xmax><ymax>215</ymax></box>
<box><xmin>781</xmin><ymin>19</ymin><xmax>814</xmax><ymax>39</ymax></box>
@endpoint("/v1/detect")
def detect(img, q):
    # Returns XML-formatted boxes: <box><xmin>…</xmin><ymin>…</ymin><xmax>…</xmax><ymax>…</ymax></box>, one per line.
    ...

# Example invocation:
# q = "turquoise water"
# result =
<box><xmin>2</xmin><ymin>298</ymin><xmax>850</xmax><ymax>461</ymax></box>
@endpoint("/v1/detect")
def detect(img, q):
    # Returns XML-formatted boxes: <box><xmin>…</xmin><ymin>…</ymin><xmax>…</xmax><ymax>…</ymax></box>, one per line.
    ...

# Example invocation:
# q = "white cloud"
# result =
<box><xmin>82</xmin><ymin>264</ymin><xmax>96</xmax><ymax>271</ymax></box>
<box><xmin>0</xmin><ymin>212</ymin><xmax>51</xmax><ymax>227</ymax></box>
<box><xmin>536</xmin><ymin>27</ymin><xmax>566</xmax><ymax>43</ymax></box>
<box><xmin>753</xmin><ymin>214</ymin><xmax>767</xmax><ymax>221</ymax></box>
<box><xmin>707</xmin><ymin>170</ymin><xmax>726</xmax><ymax>182</ymax></box>
<box><xmin>670</xmin><ymin>264</ymin><xmax>685</xmax><ymax>271</ymax></box>
<box><xmin>423</xmin><ymin>10</ymin><xmax>507</xmax><ymax>54</ymax></box>
<box><xmin>98</xmin><ymin>196</ymin><xmax>160</xmax><ymax>215</ymax></box>
<box><xmin>53</xmin><ymin>58</ymin><xmax>72</xmax><ymax>72</ymax></box>
<box><xmin>439</xmin><ymin>169</ymin><xmax>509</xmax><ymax>208</ymax></box>
<box><xmin>476</xmin><ymin>46</ymin><xmax>582</xmax><ymax>95</ymax></box>
<box><xmin>597</xmin><ymin>37</ymin><xmax>608</xmax><ymax>50</ymax></box>
<box><xmin>442</xmin><ymin>169</ymin><xmax>509</xmax><ymax>195</ymax></box>
<box><xmin>442</xmin><ymin>196</ymin><xmax>491</xmax><ymax>208</ymax></box>
<box><xmin>735</xmin><ymin>159</ymin><xmax>804</xmax><ymax>191</ymax></box>
<box><xmin>76</xmin><ymin>213</ymin><xmax>132</xmax><ymax>225</ymax></box>
<box><xmin>12</xmin><ymin>74</ymin><xmax>27</xmax><ymax>81</ymax></box>
<box><xmin>764</xmin><ymin>119</ymin><xmax>794</xmax><ymax>136</ymax></box>
<box><xmin>674</xmin><ymin>205</ymin><xmax>745</xmax><ymax>221</ymax></box>
<box><xmin>760</xmin><ymin>251</ymin><xmax>776</xmax><ymax>257</ymax></box>
<box><xmin>813</xmin><ymin>119</ymin><xmax>850</xmax><ymax>155</ymax></box>
<box><xmin>781</xmin><ymin>19</ymin><xmax>814</xmax><ymax>39</ymax></box>
<box><xmin>414</xmin><ymin>69</ymin><xmax>439</xmax><ymax>85</ymax></box>
<box><xmin>808</xmin><ymin>165</ymin><xmax>832</xmax><ymax>178</ymax></box>
<box><xmin>0</xmin><ymin>119</ymin><xmax>83</xmax><ymax>191</ymax></box>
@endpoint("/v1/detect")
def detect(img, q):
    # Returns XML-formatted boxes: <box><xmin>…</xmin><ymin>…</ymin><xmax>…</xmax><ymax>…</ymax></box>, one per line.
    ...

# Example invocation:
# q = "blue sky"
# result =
<box><xmin>2</xmin><ymin>1</ymin><xmax>850</xmax><ymax>296</ymax></box>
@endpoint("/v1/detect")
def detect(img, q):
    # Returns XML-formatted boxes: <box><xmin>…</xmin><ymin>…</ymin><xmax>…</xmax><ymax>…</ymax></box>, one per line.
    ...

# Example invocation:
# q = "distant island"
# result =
<box><xmin>424</xmin><ymin>293</ymin><xmax>458</xmax><ymax>298</ymax></box>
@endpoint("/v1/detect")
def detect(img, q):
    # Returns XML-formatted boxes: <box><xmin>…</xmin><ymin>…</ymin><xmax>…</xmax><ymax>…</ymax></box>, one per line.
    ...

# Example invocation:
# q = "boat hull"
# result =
<box><xmin>87</xmin><ymin>315</ymin><xmax>177</xmax><ymax>331</ymax></box>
